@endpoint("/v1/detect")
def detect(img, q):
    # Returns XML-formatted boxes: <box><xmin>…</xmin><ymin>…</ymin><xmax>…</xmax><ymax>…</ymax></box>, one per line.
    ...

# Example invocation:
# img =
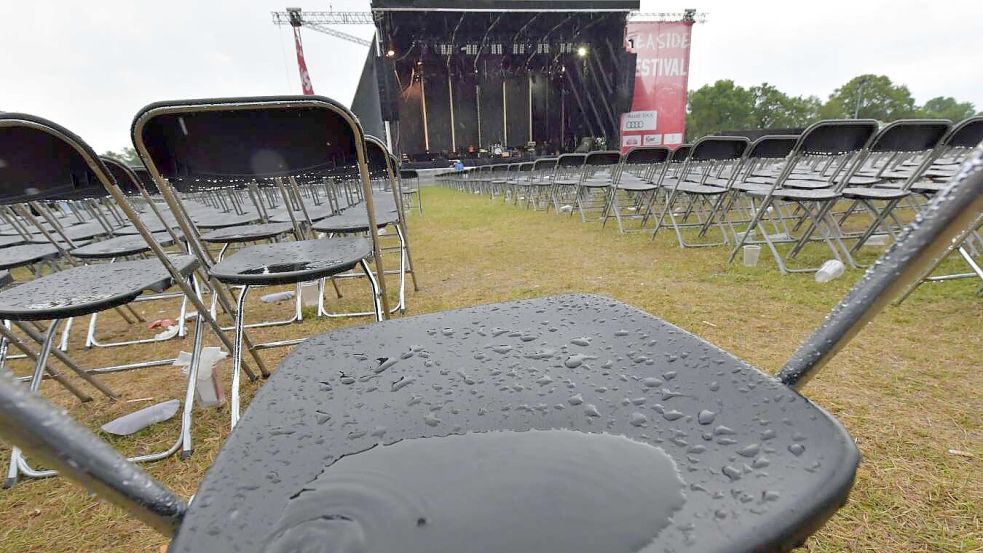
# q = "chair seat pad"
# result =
<box><xmin>268</xmin><ymin>203</ymin><xmax>337</xmax><ymax>223</ymax></box>
<box><xmin>0</xmin><ymin>235</ymin><xmax>27</xmax><ymax>248</ymax></box>
<box><xmin>749</xmin><ymin>188</ymin><xmax>840</xmax><ymax>201</ymax></box>
<box><xmin>25</xmin><ymin>221</ymin><xmax>109</xmax><ymax>244</ymax></box>
<box><xmin>839</xmin><ymin>187</ymin><xmax>909</xmax><ymax>200</ymax></box>
<box><xmin>615</xmin><ymin>181</ymin><xmax>658</xmax><ymax>192</ymax></box>
<box><xmin>910</xmin><ymin>181</ymin><xmax>945</xmax><ymax>194</ymax></box>
<box><xmin>581</xmin><ymin>177</ymin><xmax>612</xmax><ymax>188</ymax></box>
<box><xmin>730</xmin><ymin>181</ymin><xmax>772</xmax><ymax>192</ymax></box>
<box><xmin>313</xmin><ymin>209</ymin><xmax>400</xmax><ymax>234</ymax></box>
<box><xmin>673</xmin><ymin>182</ymin><xmax>727</xmax><ymax>195</ymax></box>
<box><xmin>209</xmin><ymin>237</ymin><xmax>371</xmax><ymax>286</ymax></box>
<box><xmin>193</xmin><ymin>211</ymin><xmax>262</xmax><ymax>229</ymax></box>
<box><xmin>0</xmin><ymin>255</ymin><xmax>197</xmax><ymax>320</ymax></box>
<box><xmin>71</xmin><ymin>233</ymin><xmax>179</xmax><ymax>259</ymax></box>
<box><xmin>116</xmin><ymin>218</ymin><xmax>181</xmax><ymax>235</ymax></box>
<box><xmin>781</xmin><ymin>179</ymin><xmax>834</xmax><ymax>190</ymax></box>
<box><xmin>0</xmin><ymin>244</ymin><xmax>60</xmax><ymax>271</ymax></box>
<box><xmin>201</xmin><ymin>222</ymin><xmax>295</xmax><ymax>244</ymax></box>
<box><xmin>835</xmin><ymin>175</ymin><xmax>881</xmax><ymax>186</ymax></box>
<box><xmin>171</xmin><ymin>294</ymin><xmax>858</xmax><ymax>553</ymax></box>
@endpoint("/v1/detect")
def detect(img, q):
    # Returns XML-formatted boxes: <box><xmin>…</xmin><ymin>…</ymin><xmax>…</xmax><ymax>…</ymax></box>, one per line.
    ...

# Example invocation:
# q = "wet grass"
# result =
<box><xmin>0</xmin><ymin>186</ymin><xmax>980</xmax><ymax>552</ymax></box>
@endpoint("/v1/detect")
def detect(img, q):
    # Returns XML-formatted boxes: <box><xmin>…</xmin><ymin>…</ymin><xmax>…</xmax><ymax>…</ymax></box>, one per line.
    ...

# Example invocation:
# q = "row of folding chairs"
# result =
<box><xmin>440</xmin><ymin>117</ymin><xmax>982</xmax><ymax>287</ymax></box>
<box><xmin>0</xmin><ymin>95</ymin><xmax>423</xmax><ymax>488</ymax></box>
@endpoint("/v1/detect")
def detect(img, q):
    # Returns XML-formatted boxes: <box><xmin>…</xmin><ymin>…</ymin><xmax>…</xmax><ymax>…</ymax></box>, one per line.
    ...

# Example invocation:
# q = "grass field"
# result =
<box><xmin>0</xmin><ymin>186</ymin><xmax>980</xmax><ymax>552</ymax></box>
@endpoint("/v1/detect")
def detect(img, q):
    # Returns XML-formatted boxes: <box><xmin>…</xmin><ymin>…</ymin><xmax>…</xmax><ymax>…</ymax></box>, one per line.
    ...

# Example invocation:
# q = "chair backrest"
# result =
<box><xmin>746</xmin><ymin>135</ymin><xmax>798</xmax><ymax>160</ymax></box>
<box><xmin>584</xmin><ymin>151</ymin><xmax>621</xmax><ymax>167</ymax></box>
<box><xmin>555</xmin><ymin>153</ymin><xmax>586</xmax><ymax>168</ymax></box>
<box><xmin>532</xmin><ymin>157</ymin><xmax>557</xmax><ymax>170</ymax></box>
<box><xmin>624</xmin><ymin>146</ymin><xmax>670</xmax><ymax>165</ymax></box>
<box><xmin>768</xmin><ymin>120</ymin><xmax>880</xmax><ymax>191</ymax></box>
<box><xmin>399</xmin><ymin>169</ymin><xmax>419</xmax><ymax>180</ymax></box>
<box><xmin>868</xmin><ymin>119</ymin><xmax>950</xmax><ymax>153</ymax></box>
<box><xmin>134</xmin><ymin>96</ymin><xmax>367</xmax><ymax>192</ymax></box>
<box><xmin>364</xmin><ymin>134</ymin><xmax>395</xmax><ymax>181</ymax></box>
<box><xmin>0</xmin><ymin>114</ymin><xmax>109</xmax><ymax>204</ymax></box>
<box><xmin>796</xmin><ymin>120</ymin><xmax>879</xmax><ymax>156</ymax></box>
<box><xmin>689</xmin><ymin>136</ymin><xmax>749</xmax><ymax>162</ymax></box>
<box><xmin>131</xmin><ymin>166</ymin><xmax>161</xmax><ymax>195</ymax></box>
<box><xmin>132</xmin><ymin>95</ymin><xmax>387</xmax><ymax>284</ymax></box>
<box><xmin>362</xmin><ymin>136</ymin><xmax>407</xmax><ymax>220</ymax></box>
<box><xmin>670</xmin><ymin>145</ymin><xmax>692</xmax><ymax>162</ymax></box>
<box><xmin>101</xmin><ymin>157</ymin><xmax>146</xmax><ymax>196</ymax></box>
<box><xmin>944</xmin><ymin>116</ymin><xmax>983</xmax><ymax>148</ymax></box>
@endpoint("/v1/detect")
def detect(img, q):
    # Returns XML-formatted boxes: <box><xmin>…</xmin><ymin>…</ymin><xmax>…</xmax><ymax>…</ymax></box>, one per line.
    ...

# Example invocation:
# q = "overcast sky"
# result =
<box><xmin>2</xmin><ymin>0</ymin><xmax>980</xmax><ymax>151</ymax></box>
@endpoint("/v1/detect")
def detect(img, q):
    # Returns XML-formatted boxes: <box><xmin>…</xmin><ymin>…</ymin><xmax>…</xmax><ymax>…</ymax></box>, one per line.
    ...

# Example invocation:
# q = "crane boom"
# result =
<box><xmin>306</xmin><ymin>23</ymin><xmax>373</xmax><ymax>47</ymax></box>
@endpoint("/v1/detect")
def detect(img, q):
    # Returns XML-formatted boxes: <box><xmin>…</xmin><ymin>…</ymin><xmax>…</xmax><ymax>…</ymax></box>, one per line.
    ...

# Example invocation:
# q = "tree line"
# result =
<box><xmin>686</xmin><ymin>74</ymin><xmax>979</xmax><ymax>140</ymax></box>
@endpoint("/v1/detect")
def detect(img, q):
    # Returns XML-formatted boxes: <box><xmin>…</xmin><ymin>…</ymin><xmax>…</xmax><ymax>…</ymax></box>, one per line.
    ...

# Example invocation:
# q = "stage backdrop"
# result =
<box><xmin>620</xmin><ymin>20</ymin><xmax>693</xmax><ymax>152</ymax></box>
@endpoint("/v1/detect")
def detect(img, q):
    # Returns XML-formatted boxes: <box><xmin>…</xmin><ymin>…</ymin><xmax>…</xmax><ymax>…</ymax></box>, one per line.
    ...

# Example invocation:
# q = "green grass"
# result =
<box><xmin>0</xmin><ymin>186</ymin><xmax>980</xmax><ymax>552</ymax></box>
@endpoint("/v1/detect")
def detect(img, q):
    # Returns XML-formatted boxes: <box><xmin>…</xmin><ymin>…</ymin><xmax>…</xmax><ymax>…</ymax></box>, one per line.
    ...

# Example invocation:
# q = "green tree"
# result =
<box><xmin>102</xmin><ymin>146</ymin><xmax>141</xmax><ymax>166</ymax></box>
<box><xmin>749</xmin><ymin>83</ymin><xmax>821</xmax><ymax>129</ymax></box>
<box><xmin>685</xmin><ymin>80</ymin><xmax>755</xmax><ymax>140</ymax></box>
<box><xmin>821</xmin><ymin>74</ymin><xmax>917</xmax><ymax>121</ymax></box>
<box><xmin>918</xmin><ymin>96</ymin><xmax>977</xmax><ymax>122</ymax></box>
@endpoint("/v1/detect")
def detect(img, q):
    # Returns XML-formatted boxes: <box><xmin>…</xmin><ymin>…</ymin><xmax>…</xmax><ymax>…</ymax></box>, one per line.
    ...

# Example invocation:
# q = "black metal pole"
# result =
<box><xmin>777</xmin><ymin>148</ymin><xmax>983</xmax><ymax>389</ymax></box>
<box><xmin>0</xmin><ymin>369</ymin><xmax>187</xmax><ymax>535</ymax></box>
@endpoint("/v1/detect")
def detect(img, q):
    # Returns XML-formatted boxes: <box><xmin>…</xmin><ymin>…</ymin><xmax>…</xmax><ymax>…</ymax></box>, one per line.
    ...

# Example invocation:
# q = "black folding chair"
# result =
<box><xmin>546</xmin><ymin>153</ymin><xmax>587</xmax><ymax>213</ymax></box>
<box><xmin>312</xmin><ymin>135</ymin><xmax>419</xmax><ymax>316</ymax></box>
<box><xmin>836</xmin><ymin>120</ymin><xmax>951</xmax><ymax>252</ymax></box>
<box><xmin>602</xmin><ymin>146</ymin><xmax>671</xmax><ymax>233</ymax></box>
<box><xmin>0</xmin><ymin>112</ymin><xmax>205</xmax><ymax>487</ymax></box>
<box><xmin>571</xmin><ymin>151</ymin><xmax>622</xmax><ymax>223</ymax></box>
<box><xmin>397</xmin><ymin>168</ymin><xmax>422</xmax><ymax>214</ymax></box>
<box><xmin>650</xmin><ymin>137</ymin><xmax>749</xmax><ymax>248</ymax></box>
<box><xmin>130</xmin><ymin>96</ymin><xmax>391</xmax><ymax>428</ymax></box>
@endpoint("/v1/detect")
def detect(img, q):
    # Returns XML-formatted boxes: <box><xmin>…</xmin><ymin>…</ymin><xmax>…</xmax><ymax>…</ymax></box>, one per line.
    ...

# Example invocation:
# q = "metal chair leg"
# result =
<box><xmin>4</xmin><ymin>319</ymin><xmax>62</xmax><ymax>489</ymax></box>
<box><xmin>230</xmin><ymin>284</ymin><xmax>251</xmax><ymax>430</ymax></box>
<box><xmin>360</xmin><ymin>259</ymin><xmax>384</xmax><ymax>322</ymax></box>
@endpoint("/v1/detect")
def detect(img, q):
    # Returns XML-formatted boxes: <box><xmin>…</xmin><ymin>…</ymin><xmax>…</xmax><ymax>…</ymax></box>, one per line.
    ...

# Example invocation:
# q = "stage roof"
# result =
<box><xmin>371</xmin><ymin>0</ymin><xmax>639</xmax><ymax>11</ymax></box>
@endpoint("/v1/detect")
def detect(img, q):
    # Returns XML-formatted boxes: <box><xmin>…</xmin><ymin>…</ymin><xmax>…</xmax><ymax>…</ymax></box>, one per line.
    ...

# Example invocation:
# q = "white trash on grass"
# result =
<box><xmin>260</xmin><ymin>291</ymin><xmax>295</xmax><ymax>303</ymax></box>
<box><xmin>101</xmin><ymin>399</ymin><xmax>180</xmax><ymax>436</ymax></box>
<box><xmin>174</xmin><ymin>347</ymin><xmax>228</xmax><ymax>408</ymax></box>
<box><xmin>815</xmin><ymin>259</ymin><xmax>846</xmax><ymax>283</ymax></box>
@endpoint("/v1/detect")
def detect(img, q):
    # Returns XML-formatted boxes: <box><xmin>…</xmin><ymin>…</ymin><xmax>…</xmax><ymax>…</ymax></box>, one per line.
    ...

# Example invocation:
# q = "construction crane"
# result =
<box><xmin>271</xmin><ymin>7</ymin><xmax>706</xmax><ymax>94</ymax></box>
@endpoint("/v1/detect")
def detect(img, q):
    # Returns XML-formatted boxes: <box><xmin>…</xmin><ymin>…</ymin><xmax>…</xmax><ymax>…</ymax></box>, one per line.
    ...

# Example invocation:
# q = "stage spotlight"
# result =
<box><xmin>386</xmin><ymin>49</ymin><xmax>396</xmax><ymax>58</ymax></box>
<box><xmin>577</xmin><ymin>46</ymin><xmax>588</xmax><ymax>57</ymax></box>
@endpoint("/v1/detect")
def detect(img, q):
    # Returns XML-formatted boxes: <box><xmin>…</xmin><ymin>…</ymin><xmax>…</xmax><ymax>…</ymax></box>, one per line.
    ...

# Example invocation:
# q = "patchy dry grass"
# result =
<box><xmin>0</xmin><ymin>186</ymin><xmax>980</xmax><ymax>552</ymax></box>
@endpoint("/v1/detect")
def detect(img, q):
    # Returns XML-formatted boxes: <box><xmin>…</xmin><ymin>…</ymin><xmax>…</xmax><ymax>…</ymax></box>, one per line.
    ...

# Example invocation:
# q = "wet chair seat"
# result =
<box><xmin>0</xmin><ymin>244</ymin><xmax>60</xmax><ymax>271</ymax></box>
<box><xmin>208</xmin><ymin>237</ymin><xmax>372</xmax><ymax>287</ymax></box>
<box><xmin>70</xmin><ymin>232</ymin><xmax>179</xmax><ymax>259</ymax></box>
<box><xmin>312</xmin><ymin>208</ymin><xmax>399</xmax><ymax>234</ymax></box>
<box><xmin>171</xmin><ymin>294</ymin><xmax>859</xmax><ymax>553</ymax></box>
<box><xmin>200</xmin><ymin>222</ymin><xmax>296</xmax><ymax>244</ymax></box>
<box><xmin>0</xmin><ymin>255</ymin><xmax>197</xmax><ymax>320</ymax></box>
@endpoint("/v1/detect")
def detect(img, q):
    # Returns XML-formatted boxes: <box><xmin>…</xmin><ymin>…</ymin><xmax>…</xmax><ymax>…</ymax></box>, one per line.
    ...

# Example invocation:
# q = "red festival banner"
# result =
<box><xmin>621</xmin><ymin>21</ymin><xmax>693</xmax><ymax>152</ymax></box>
<box><xmin>293</xmin><ymin>26</ymin><xmax>315</xmax><ymax>95</ymax></box>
